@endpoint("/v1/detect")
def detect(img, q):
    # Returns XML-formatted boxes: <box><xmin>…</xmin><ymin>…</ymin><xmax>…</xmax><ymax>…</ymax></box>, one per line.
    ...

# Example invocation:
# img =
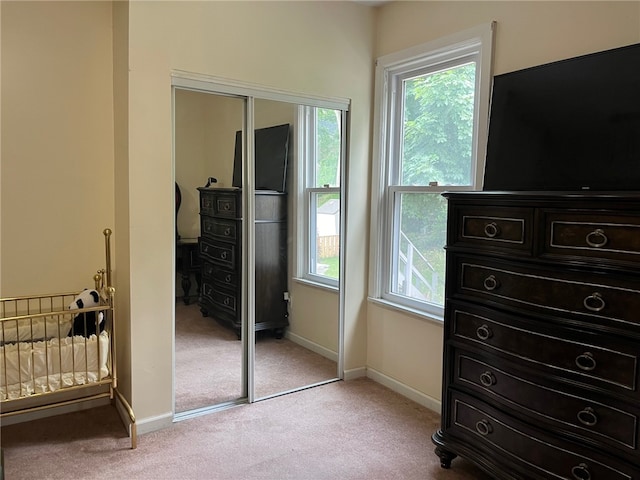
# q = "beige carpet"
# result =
<box><xmin>1</xmin><ymin>378</ymin><xmax>491</xmax><ymax>480</ymax></box>
<box><xmin>175</xmin><ymin>303</ymin><xmax>338</xmax><ymax>412</ymax></box>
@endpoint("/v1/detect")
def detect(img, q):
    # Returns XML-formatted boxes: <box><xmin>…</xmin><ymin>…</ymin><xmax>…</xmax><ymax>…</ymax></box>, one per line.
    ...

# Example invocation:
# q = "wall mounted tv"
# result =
<box><xmin>483</xmin><ymin>42</ymin><xmax>640</xmax><ymax>192</ymax></box>
<box><xmin>232</xmin><ymin>123</ymin><xmax>290</xmax><ymax>192</ymax></box>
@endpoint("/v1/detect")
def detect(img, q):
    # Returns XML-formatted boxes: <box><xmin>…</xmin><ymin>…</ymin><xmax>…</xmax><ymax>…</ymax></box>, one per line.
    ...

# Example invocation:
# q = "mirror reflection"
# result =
<box><xmin>174</xmin><ymin>88</ymin><xmax>342</xmax><ymax>415</ymax></box>
<box><xmin>253</xmin><ymin>99</ymin><xmax>340</xmax><ymax>400</ymax></box>
<box><xmin>174</xmin><ymin>90</ymin><xmax>245</xmax><ymax>413</ymax></box>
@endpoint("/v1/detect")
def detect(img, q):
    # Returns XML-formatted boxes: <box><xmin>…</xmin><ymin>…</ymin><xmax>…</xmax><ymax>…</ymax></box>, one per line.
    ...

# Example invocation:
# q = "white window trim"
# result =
<box><xmin>368</xmin><ymin>22</ymin><xmax>496</xmax><ymax>321</ymax></box>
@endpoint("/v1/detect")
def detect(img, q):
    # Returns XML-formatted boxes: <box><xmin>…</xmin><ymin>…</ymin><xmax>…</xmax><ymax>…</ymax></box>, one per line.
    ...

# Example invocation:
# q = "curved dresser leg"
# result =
<box><xmin>434</xmin><ymin>446</ymin><xmax>457</xmax><ymax>469</ymax></box>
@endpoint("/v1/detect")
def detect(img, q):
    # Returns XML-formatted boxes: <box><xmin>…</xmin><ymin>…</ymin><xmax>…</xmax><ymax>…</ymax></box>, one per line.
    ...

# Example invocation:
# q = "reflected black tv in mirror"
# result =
<box><xmin>232</xmin><ymin>123</ymin><xmax>290</xmax><ymax>192</ymax></box>
<box><xmin>483</xmin><ymin>42</ymin><xmax>640</xmax><ymax>192</ymax></box>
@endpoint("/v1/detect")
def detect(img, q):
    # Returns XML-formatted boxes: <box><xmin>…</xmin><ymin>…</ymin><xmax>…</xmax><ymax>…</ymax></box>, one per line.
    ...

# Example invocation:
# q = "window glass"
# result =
<box><xmin>315</xmin><ymin>109</ymin><xmax>341</xmax><ymax>188</ymax></box>
<box><xmin>311</xmin><ymin>192</ymin><xmax>340</xmax><ymax>280</ymax></box>
<box><xmin>391</xmin><ymin>192</ymin><xmax>447</xmax><ymax>306</ymax></box>
<box><xmin>401</xmin><ymin>63</ymin><xmax>476</xmax><ymax>187</ymax></box>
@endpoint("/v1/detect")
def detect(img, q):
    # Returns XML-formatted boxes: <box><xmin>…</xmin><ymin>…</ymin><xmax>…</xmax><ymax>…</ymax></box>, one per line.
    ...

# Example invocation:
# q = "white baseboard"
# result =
<box><xmin>286</xmin><ymin>331</ymin><xmax>338</xmax><ymax>362</ymax></box>
<box><xmin>136</xmin><ymin>411</ymin><xmax>174</xmax><ymax>435</ymax></box>
<box><xmin>343</xmin><ymin>366</ymin><xmax>367</xmax><ymax>380</ymax></box>
<box><xmin>362</xmin><ymin>367</ymin><xmax>441</xmax><ymax>414</ymax></box>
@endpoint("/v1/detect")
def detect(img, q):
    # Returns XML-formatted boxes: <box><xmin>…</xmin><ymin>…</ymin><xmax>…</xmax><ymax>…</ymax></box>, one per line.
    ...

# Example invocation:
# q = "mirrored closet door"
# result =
<box><xmin>173</xmin><ymin>78</ymin><xmax>348</xmax><ymax>417</ymax></box>
<box><xmin>174</xmin><ymin>89</ymin><xmax>246</xmax><ymax>414</ymax></box>
<box><xmin>252</xmin><ymin>98</ymin><xmax>342</xmax><ymax>400</ymax></box>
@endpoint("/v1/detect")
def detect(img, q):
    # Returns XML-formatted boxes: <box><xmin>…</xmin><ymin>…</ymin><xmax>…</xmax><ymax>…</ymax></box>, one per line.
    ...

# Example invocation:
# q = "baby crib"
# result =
<box><xmin>0</xmin><ymin>229</ymin><xmax>136</xmax><ymax>449</ymax></box>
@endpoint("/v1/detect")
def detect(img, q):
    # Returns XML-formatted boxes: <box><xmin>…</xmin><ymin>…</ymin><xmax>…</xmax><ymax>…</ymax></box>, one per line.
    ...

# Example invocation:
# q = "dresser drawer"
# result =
<box><xmin>450</xmin><ymin>205</ymin><xmax>534</xmax><ymax>254</ymax></box>
<box><xmin>200</xmin><ymin>190</ymin><xmax>238</xmax><ymax>218</ymax></box>
<box><xmin>454</xmin><ymin>352</ymin><xmax>639</xmax><ymax>451</ymax></box>
<box><xmin>202</xmin><ymin>261</ymin><xmax>237</xmax><ymax>289</ymax></box>
<box><xmin>449</xmin><ymin>392</ymin><xmax>637</xmax><ymax>480</ymax></box>
<box><xmin>201</xmin><ymin>282</ymin><xmax>237</xmax><ymax>316</ymax></box>
<box><xmin>453</xmin><ymin>255</ymin><xmax>640</xmax><ymax>336</ymax></box>
<box><xmin>450</xmin><ymin>306</ymin><xmax>638</xmax><ymax>392</ymax></box>
<box><xmin>199</xmin><ymin>238</ymin><xmax>237</xmax><ymax>270</ymax></box>
<box><xmin>201</xmin><ymin>217</ymin><xmax>238</xmax><ymax>243</ymax></box>
<box><xmin>543</xmin><ymin>211</ymin><xmax>640</xmax><ymax>265</ymax></box>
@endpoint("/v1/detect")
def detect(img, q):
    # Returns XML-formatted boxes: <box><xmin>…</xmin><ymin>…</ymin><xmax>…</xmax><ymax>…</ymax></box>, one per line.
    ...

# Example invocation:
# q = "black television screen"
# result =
<box><xmin>483</xmin><ymin>43</ymin><xmax>640</xmax><ymax>192</ymax></box>
<box><xmin>232</xmin><ymin>123</ymin><xmax>290</xmax><ymax>192</ymax></box>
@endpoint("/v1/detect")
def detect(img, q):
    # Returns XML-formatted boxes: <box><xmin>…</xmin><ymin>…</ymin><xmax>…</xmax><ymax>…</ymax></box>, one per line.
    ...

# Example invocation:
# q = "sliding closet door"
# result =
<box><xmin>174</xmin><ymin>89</ymin><xmax>246</xmax><ymax>414</ymax></box>
<box><xmin>252</xmin><ymin>98</ymin><xmax>342</xmax><ymax>400</ymax></box>
<box><xmin>173</xmin><ymin>74</ymin><xmax>348</xmax><ymax>416</ymax></box>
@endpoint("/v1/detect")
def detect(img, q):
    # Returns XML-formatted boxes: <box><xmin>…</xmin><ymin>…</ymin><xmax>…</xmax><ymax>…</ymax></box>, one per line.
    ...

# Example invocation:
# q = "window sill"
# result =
<box><xmin>367</xmin><ymin>297</ymin><xmax>444</xmax><ymax>326</ymax></box>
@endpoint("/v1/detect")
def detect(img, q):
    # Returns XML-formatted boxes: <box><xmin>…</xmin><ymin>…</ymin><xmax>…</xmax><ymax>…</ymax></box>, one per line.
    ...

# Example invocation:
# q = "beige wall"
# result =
<box><xmin>368</xmin><ymin>1</ymin><xmax>640</xmax><ymax>410</ymax></box>
<box><xmin>1</xmin><ymin>1</ymin><xmax>115</xmax><ymax>295</ymax></box>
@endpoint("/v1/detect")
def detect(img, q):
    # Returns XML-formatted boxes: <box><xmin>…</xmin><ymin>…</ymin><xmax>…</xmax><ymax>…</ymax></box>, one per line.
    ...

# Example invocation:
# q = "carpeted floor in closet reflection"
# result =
<box><xmin>175</xmin><ymin>302</ymin><xmax>339</xmax><ymax>411</ymax></box>
<box><xmin>1</xmin><ymin>377</ymin><xmax>491</xmax><ymax>479</ymax></box>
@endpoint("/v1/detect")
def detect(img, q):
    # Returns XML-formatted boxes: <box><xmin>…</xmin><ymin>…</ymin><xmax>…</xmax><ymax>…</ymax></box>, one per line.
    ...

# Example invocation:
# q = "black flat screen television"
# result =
<box><xmin>483</xmin><ymin>42</ymin><xmax>640</xmax><ymax>192</ymax></box>
<box><xmin>232</xmin><ymin>123</ymin><xmax>290</xmax><ymax>192</ymax></box>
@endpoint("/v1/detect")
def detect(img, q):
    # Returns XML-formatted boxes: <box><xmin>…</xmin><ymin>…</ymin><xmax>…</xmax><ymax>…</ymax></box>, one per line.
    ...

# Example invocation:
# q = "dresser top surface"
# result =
<box><xmin>443</xmin><ymin>191</ymin><xmax>640</xmax><ymax>207</ymax></box>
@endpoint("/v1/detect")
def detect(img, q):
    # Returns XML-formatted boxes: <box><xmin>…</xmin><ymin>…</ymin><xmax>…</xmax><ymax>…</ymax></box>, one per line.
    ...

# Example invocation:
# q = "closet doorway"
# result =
<box><xmin>172</xmin><ymin>76</ymin><xmax>348</xmax><ymax>418</ymax></box>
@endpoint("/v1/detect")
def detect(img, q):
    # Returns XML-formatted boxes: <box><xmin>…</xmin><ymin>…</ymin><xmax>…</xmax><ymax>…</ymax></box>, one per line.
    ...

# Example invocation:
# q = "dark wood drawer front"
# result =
<box><xmin>201</xmin><ymin>282</ymin><xmax>237</xmax><ymax>315</ymax></box>
<box><xmin>211</xmin><ymin>264</ymin><xmax>237</xmax><ymax>289</ymax></box>
<box><xmin>200</xmin><ymin>191</ymin><xmax>238</xmax><ymax>218</ymax></box>
<box><xmin>455</xmin><ymin>206</ymin><xmax>533</xmax><ymax>253</ymax></box>
<box><xmin>451</xmin><ymin>394</ymin><xmax>635</xmax><ymax>480</ymax></box>
<box><xmin>201</xmin><ymin>217</ymin><xmax>238</xmax><ymax>242</ymax></box>
<box><xmin>545</xmin><ymin>212</ymin><xmax>640</xmax><ymax>263</ymax></box>
<box><xmin>455</xmin><ymin>353</ymin><xmax>638</xmax><ymax>450</ymax></box>
<box><xmin>456</xmin><ymin>258</ymin><xmax>640</xmax><ymax>333</ymax></box>
<box><xmin>451</xmin><ymin>308</ymin><xmax>638</xmax><ymax>391</ymax></box>
<box><xmin>201</xmin><ymin>261</ymin><xmax>237</xmax><ymax>289</ymax></box>
<box><xmin>199</xmin><ymin>239</ymin><xmax>236</xmax><ymax>269</ymax></box>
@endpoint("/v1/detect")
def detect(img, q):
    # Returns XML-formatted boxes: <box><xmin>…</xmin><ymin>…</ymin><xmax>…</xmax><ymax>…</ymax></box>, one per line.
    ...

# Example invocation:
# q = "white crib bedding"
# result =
<box><xmin>0</xmin><ymin>315</ymin><xmax>74</xmax><ymax>344</ymax></box>
<box><xmin>0</xmin><ymin>331</ymin><xmax>110</xmax><ymax>400</ymax></box>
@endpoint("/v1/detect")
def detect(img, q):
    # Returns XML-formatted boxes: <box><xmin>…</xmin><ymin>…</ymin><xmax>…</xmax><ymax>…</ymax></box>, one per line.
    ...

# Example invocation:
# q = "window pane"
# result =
<box><xmin>401</xmin><ymin>62</ymin><xmax>476</xmax><ymax>187</ymax></box>
<box><xmin>391</xmin><ymin>192</ymin><xmax>446</xmax><ymax>306</ymax></box>
<box><xmin>315</xmin><ymin>108</ymin><xmax>341</xmax><ymax>188</ymax></box>
<box><xmin>311</xmin><ymin>192</ymin><xmax>340</xmax><ymax>280</ymax></box>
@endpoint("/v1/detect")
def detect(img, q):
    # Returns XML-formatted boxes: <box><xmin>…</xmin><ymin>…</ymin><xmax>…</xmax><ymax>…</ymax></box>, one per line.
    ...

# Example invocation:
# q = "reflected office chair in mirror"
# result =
<box><xmin>175</xmin><ymin>182</ymin><xmax>201</xmax><ymax>304</ymax></box>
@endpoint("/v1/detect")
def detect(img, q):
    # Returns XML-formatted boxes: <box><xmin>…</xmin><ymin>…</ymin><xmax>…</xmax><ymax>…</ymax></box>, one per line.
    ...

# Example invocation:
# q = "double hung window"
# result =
<box><xmin>370</xmin><ymin>23</ymin><xmax>495</xmax><ymax>319</ymax></box>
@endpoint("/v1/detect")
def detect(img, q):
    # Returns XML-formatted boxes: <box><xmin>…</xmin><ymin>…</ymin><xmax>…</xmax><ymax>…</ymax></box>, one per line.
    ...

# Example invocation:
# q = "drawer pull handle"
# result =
<box><xmin>223</xmin><ymin>297</ymin><xmax>230</xmax><ymax>306</ymax></box>
<box><xmin>577</xmin><ymin>407</ymin><xmax>598</xmax><ymax>427</ymax></box>
<box><xmin>220</xmin><ymin>252</ymin><xmax>228</xmax><ymax>260</ymax></box>
<box><xmin>224</xmin><ymin>227</ymin><xmax>231</xmax><ymax>236</ymax></box>
<box><xmin>225</xmin><ymin>274</ymin><xmax>232</xmax><ymax>283</ymax></box>
<box><xmin>475</xmin><ymin>419</ymin><xmax>493</xmax><ymax>436</ymax></box>
<box><xmin>484</xmin><ymin>222</ymin><xmax>500</xmax><ymax>238</ymax></box>
<box><xmin>483</xmin><ymin>275</ymin><xmax>499</xmax><ymax>291</ymax></box>
<box><xmin>575</xmin><ymin>352</ymin><xmax>596</xmax><ymax>372</ymax></box>
<box><xmin>476</xmin><ymin>324</ymin><xmax>493</xmax><ymax>341</ymax></box>
<box><xmin>479</xmin><ymin>371</ymin><xmax>496</xmax><ymax>387</ymax></box>
<box><xmin>585</xmin><ymin>228</ymin><xmax>607</xmax><ymax>248</ymax></box>
<box><xmin>571</xmin><ymin>463</ymin><xmax>591</xmax><ymax>480</ymax></box>
<box><xmin>583</xmin><ymin>292</ymin><xmax>605</xmax><ymax>312</ymax></box>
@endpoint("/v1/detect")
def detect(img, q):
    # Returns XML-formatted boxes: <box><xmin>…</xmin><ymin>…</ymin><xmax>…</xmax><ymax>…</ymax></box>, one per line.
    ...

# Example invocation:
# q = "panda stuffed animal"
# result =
<box><xmin>67</xmin><ymin>288</ymin><xmax>105</xmax><ymax>337</ymax></box>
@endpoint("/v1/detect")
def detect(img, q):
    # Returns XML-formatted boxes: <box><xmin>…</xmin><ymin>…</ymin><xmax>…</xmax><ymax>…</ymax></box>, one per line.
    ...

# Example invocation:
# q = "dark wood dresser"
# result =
<box><xmin>197</xmin><ymin>187</ymin><xmax>289</xmax><ymax>339</ymax></box>
<box><xmin>433</xmin><ymin>191</ymin><xmax>640</xmax><ymax>479</ymax></box>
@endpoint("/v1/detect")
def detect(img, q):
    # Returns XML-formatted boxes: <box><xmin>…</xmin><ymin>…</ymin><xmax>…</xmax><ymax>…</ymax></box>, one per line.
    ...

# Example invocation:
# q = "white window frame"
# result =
<box><xmin>296</xmin><ymin>105</ymin><xmax>345</xmax><ymax>289</ymax></box>
<box><xmin>368</xmin><ymin>22</ymin><xmax>496</xmax><ymax>322</ymax></box>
